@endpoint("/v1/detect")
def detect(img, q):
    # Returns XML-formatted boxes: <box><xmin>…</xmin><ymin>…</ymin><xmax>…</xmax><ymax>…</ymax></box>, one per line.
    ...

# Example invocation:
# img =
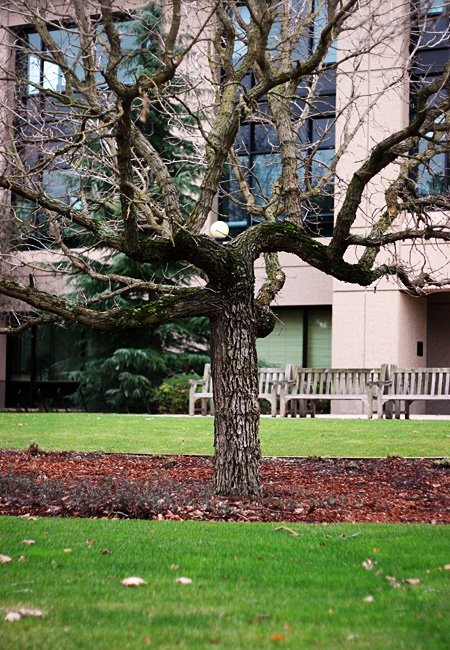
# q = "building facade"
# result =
<box><xmin>0</xmin><ymin>0</ymin><xmax>449</xmax><ymax>413</ymax></box>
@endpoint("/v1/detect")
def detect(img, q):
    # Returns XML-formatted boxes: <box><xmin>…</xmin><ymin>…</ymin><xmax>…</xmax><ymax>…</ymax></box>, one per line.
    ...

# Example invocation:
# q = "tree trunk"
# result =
<box><xmin>210</xmin><ymin>296</ymin><xmax>261</xmax><ymax>496</ymax></box>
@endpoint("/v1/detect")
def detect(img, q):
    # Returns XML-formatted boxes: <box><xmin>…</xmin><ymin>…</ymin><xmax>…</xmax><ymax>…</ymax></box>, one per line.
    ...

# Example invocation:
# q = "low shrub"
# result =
<box><xmin>152</xmin><ymin>374</ymin><xmax>200</xmax><ymax>414</ymax></box>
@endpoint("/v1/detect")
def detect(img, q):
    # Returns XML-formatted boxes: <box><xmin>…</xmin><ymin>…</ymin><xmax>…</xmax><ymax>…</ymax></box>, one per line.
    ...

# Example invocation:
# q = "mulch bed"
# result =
<box><xmin>1</xmin><ymin>449</ymin><xmax>449</xmax><ymax>524</ymax></box>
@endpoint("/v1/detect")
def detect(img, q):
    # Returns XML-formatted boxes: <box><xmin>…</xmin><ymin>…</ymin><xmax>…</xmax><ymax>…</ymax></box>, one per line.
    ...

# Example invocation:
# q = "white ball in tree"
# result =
<box><xmin>210</xmin><ymin>221</ymin><xmax>229</xmax><ymax>239</ymax></box>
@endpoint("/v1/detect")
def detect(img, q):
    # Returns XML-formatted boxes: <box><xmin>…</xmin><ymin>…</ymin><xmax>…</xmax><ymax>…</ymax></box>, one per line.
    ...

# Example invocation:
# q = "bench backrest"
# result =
<box><xmin>286</xmin><ymin>366</ymin><xmax>383</xmax><ymax>396</ymax></box>
<box><xmin>390</xmin><ymin>367</ymin><xmax>450</xmax><ymax>396</ymax></box>
<box><xmin>258</xmin><ymin>367</ymin><xmax>286</xmax><ymax>397</ymax></box>
<box><xmin>202</xmin><ymin>363</ymin><xmax>213</xmax><ymax>392</ymax></box>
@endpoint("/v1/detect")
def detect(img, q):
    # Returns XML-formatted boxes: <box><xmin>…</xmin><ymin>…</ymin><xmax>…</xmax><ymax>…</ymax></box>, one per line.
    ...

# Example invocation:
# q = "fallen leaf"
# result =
<box><xmin>86</xmin><ymin>539</ymin><xmax>96</xmax><ymax>548</ymax></box>
<box><xmin>373</xmin><ymin>547</ymin><xmax>380</xmax><ymax>553</ymax></box>
<box><xmin>18</xmin><ymin>556</ymin><xmax>26</xmax><ymax>562</ymax></box>
<box><xmin>0</xmin><ymin>555</ymin><xmax>12</xmax><ymax>564</ymax></box>
<box><xmin>5</xmin><ymin>608</ymin><xmax>47</xmax><ymax>622</ymax></box>
<box><xmin>362</xmin><ymin>559</ymin><xmax>376</xmax><ymax>570</ymax></box>
<box><xmin>274</xmin><ymin>526</ymin><xmax>299</xmax><ymax>537</ymax></box>
<box><xmin>144</xmin><ymin>638</ymin><xmax>151</xmax><ymax>645</ymax></box>
<box><xmin>385</xmin><ymin>576</ymin><xmax>396</xmax><ymax>582</ymax></box>
<box><xmin>363</xmin><ymin>596</ymin><xmax>374</xmax><ymax>602</ymax></box>
<box><xmin>270</xmin><ymin>633</ymin><xmax>286</xmax><ymax>641</ymax></box>
<box><xmin>121</xmin><ymin>577</ymin><xmax>147</xmax><ymax>587</ymax></box>
<box><xmin>101</xmin><ymin>549</ymin><xmax>112</xmax><ymax>555</ymax></box>
<box><xmin>257</xmin><ymin>613</ymin><xmax>270</xmax><ymax>621</ymax></box>
<box><xmin>405</xmin><ymin>578</ymin><xmax>420</xmax><ymax>585</ymax></box>
<box><xmin>63</xmin><ymin>549</ymin><xmax>72</xmax><ymax>553</ymax></box>
<box><xmin>328</xmin><ymin>608</ymin><xmax>334</xmax><ymax>615</ymax></box>
<box><xmin>21</xmin><ymin>540</ymin><xmax>35</xmax><ymax>546</ymax></box>
<box><xmin>444</xmin><ymin>564</ymin><xmax>450</xmax><ymax>571</ymax></box>
<box><xmin>176</xmin><ymin>577</ymin><xmax>192</xmax><ymax>584</ymax></box>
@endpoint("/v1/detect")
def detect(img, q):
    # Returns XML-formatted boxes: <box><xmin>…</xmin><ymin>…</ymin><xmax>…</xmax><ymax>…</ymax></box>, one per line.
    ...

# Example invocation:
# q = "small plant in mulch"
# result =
<box><xmin>27</xmin><ymin>441</ymin><xmax>40</xmax><ymax>457</ymax></box>
<box><xmin>433</xmin><ymin>458</ymin><xmax>450</xmax><ymax>469</ymax></box>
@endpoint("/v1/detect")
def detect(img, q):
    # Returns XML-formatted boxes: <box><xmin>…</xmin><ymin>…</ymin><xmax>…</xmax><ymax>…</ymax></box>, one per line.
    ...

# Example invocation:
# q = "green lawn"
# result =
<box><xmin>0</xmin><ymin>412</ymin><xmax>449</xmax><ymax>457</ymax></box>
<box><xmin>1</xmin><ymin>517</ymin><xmax>449</xmax><ymax>650</ymax></box>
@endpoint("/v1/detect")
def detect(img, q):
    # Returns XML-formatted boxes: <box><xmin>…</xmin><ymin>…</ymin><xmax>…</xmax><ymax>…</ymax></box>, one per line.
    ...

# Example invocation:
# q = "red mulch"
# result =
<box><xmin>1</xmin><ymin>449</ymin><xmax>449</xmax><ymax>524</ymax></box>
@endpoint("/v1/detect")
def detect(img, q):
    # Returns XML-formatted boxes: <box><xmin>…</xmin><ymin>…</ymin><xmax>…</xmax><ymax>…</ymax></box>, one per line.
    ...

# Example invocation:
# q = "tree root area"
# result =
<box><xmin>1</xmin><ymin>450</ymin><xmax>449</xmax><ymax>524</ymax></box>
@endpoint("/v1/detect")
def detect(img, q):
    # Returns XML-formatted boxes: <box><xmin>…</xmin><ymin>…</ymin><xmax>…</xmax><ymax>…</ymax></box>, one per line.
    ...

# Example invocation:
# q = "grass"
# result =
<box><xmin>1</xmin><ymin>517</ymin><xmax>449</xmax><ymax>650</ymax></box>
<box><xmin>0</xmin><ymin>412</ymin><xmax>450</xmax><ymax>457</ymax></box>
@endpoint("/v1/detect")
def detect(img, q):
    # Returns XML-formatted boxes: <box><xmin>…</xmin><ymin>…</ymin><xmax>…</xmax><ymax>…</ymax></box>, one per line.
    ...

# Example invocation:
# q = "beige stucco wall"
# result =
<box><xmin>254</xmin><ymin>253</ymin><xmax>333</xmax><ymax>307</ymax></box>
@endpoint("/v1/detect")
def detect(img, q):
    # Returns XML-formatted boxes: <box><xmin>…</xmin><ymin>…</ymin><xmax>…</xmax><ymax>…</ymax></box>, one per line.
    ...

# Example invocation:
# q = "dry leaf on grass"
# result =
<box><xmin>364</xmin><ymin>596</ymin><xmax>374</xmax><ymax>602</ymax></box>
<box><xmin>271</xmin><ymin>633</ymin><xmax>286</xmax><ymax>641</ymax></box>
<box><xmin>444</xmin><ymin>564</ymin><xmax>450</xmax><ymax>571</ymax></box>
<box><xmin>18</xmin><ymin>556</ymin><xmax>26</xmax><ymax>562</ymax></box>
<box><xmin>63</xmin><ymin>549</ymin><xmax>72</xmax><ymax>553</ymax></box>
<box><xmin>405</xmin><ymin>578</ymin><xmax>421</xmax><ymax>585</ymax></box>
<box><xmin>0</xmin><ymin>554</ymin><xmax>12</xmax><ymax>564</ymax></box>
<box><xmin>21</xmin><ymin>540</ymin><xmax>35</xmax><ymax>546</ymax></box>
<box><xmin>121</xmin><ymin>577</ymin><xmax>147</xmax><ymax>587</ymax></box>
<box><xmin>176</xmin><ymin>577</ymin><xmax>192</xmax><ymax>584</ymax></box>
<box><xmin>362</xmin><ymin>559</ymin><xmax>376</xmax><ymax>570</ymax></box>
<box><xmin>101</xmin><ymin>549</ymin><xmax>112</xmax><ymax>555</ymax></box>
<box><xmin>5</xmin><ymin>608</ymin><xmax>47</xmax><ymax>622</ymax></box>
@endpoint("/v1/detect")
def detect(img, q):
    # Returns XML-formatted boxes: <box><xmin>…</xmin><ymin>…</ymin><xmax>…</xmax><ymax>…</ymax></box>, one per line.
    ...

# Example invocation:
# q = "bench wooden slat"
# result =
<box><xmin>279</xmin><ymin>367</ymin><xmax>381</xmax><ymax>418</ymax></box>
<box><xmin>380</xmin><ymin>366</ymin><xmax>450</xmax><ymax>418</ymax></box>
<box><xmin>189</xmin><ymin>365</ymin><xmax>286</xmax><ymax>416</ymax></box>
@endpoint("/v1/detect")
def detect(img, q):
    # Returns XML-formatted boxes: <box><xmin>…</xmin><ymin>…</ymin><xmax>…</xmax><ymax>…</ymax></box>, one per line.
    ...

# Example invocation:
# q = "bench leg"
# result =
<box><xmin>279</xmin><ymin>391</ymin><xmax>287</xmax><ymax>417</ymax></box>
<box><xmin>201</xmin><ymin>398</ymin><xmax>207</xmax><ymax>416</ymax></box>
<box><xmin>385</xmin><ymin>401</ymin><xmax>393</xmax><ymax>419</ymax></box>
<box><xmin>404</xmin><ymin>401</ymin><xmax>411</xmax><ymax>419</ymax></box>
<box><xmin>367</xmin><ymin>390</ymin><xmax>373</xmax><ymax>419</ymax></box>
<box><xmin>271</xmin><ymin>394</ymin><xmax>277</xmax><ymax>417</ymax></box>
<box><xmin>394</xmin><ymin>400</ymin><xmax>401</xmax><ymax>419</ymax></box>
<box><xmin>189</xmin><ymin>390</ymin><xmax>195</xmax><ymax>416</ymax></box>
<box><xmin>377</xmin><ymin>389</ymin><xmax>384</xmax><ymax>419</ymax></box>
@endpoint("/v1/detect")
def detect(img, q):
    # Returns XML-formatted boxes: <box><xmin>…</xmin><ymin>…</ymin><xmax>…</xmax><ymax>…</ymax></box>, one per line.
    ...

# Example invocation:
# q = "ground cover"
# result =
<box><xmin>1</xmin><ymin>517</ymin><xmax>449</xmax><ymax>650</ymax></box>
<box><xmin>1</xmin><ymin>412</ymin><xmax>450</xmax><ymax>457</ymax></box>
<box><xmin>1</xmin><ymin>450</ymin><xmax>450</xmax><ymax>524</ymax></box>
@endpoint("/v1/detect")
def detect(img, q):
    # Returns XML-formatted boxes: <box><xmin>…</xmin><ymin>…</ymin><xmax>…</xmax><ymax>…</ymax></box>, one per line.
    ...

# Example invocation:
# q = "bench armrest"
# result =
<box><xmin>188</xmin><ymin>378</ymin><xmax>208</xmax><ymax>387</ymax></box>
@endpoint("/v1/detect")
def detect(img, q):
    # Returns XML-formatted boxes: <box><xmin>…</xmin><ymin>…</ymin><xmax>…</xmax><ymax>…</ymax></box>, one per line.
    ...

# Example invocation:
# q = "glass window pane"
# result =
<box><xmin>43</xmin><ymin>59</ymin><xmax>65</xmax><ymax>92</ymax></box>
<box><xmin>307</xmin><ymin>307</ymin><xmax>332</xmax><ymax>367</ymax></box>
<box><xmin>221</xmin><ymin>158</ymin><xmax>249</xmax><ymax>228</ymax></box>
<box><xmin>257</xmin><ymin>309</ymin><xmax>304</xmax><ymax>366</ymax></box>
<box><xmin>253</xmin><ymin>123</ymin><xmax>277</xmax><ymax>153</ymax></box>
<box><xmin>9</xmin><ymin>330</ymin><xmax>32</xmax><ymax>381</ymax></box>
<box><xmin>417</xmin><ymin>151</ymin><xmax>446</xmax><ymax>195</ymax></box>
<box><xmin>252</xmin><ymin>153</ymin><xmax>281</xmax><ymax>205</ymax></box>
<box><xmin>28</xmin><ymin>53</ymin><xmax>40</xmax><ymax>94</ymax></box>
<box><xmin>313</xmin><ymin>1</ymin><xmax>337</xmax><ymax>64</ymax></box>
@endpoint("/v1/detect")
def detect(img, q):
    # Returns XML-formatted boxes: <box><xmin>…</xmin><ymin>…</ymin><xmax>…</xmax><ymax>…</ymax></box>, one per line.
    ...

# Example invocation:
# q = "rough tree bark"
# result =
<box><xmin>209</xmin><ymin>250</ymin><xmax>261</xmax><ymax>496</ymax></box>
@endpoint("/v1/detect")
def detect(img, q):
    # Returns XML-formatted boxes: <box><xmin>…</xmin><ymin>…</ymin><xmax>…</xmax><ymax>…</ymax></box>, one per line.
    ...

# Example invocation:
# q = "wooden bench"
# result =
<box><xmin>277</xmin><ymin>366</ymin><xmax>385</xmax><ymax>418</ymax></box>
<box><xmin>188</xmin><ymin>364</ymin><xmax>286</xmax><ymax>416</ymax></box>
<box><xmin>377</xmin><ymin>366</ymin><xmax>450</xmax><ymax>419</ymax></box>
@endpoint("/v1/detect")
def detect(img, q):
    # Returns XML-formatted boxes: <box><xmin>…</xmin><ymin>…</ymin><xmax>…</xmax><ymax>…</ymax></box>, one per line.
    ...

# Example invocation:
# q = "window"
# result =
<box><xmin>411</xmin><ymin>2</ymin><xmax>450</xmax><ymax>196</ymax></box>
<box><xmin>220</xmin><ymin>2</ymin><xmax>336</xmax><ymax>237</ymax></box>
<box><xmin>13</xmin><ymin>21</ymin><xmax>137</xmax><ymax>245</ymax></box>
<box><xmin>256</xmin><ymin>306</ymin><xmax>332</xmax><ymax>367</ymax></box>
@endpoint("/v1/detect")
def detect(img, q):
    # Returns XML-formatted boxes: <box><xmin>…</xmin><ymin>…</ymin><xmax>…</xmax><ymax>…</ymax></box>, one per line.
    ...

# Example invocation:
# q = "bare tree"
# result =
<box><xmin>0</xmin><ymin>0</ymin><xmax>450</xmax><ymax>495</ymax></box>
